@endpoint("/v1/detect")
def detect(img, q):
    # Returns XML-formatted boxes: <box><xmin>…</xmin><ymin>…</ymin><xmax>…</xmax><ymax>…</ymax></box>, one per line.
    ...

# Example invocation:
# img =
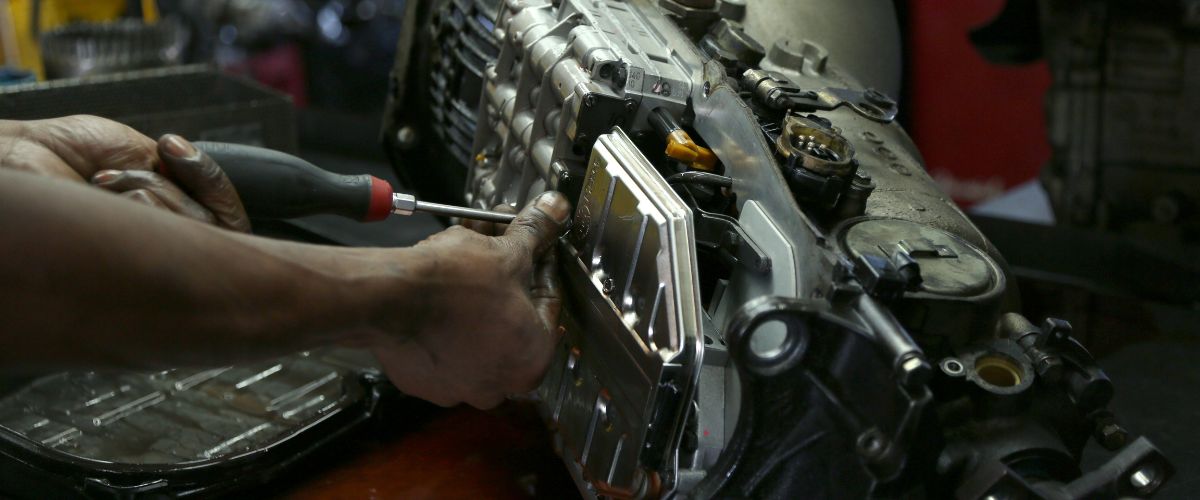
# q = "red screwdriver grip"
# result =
<box><xmin>364</xmin><ymin>176</ymin><xmax>394</xmax><ymax>222</ymax></box>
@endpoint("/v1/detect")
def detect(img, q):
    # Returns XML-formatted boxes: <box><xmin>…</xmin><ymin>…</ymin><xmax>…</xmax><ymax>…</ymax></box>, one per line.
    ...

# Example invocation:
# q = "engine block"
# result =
<box><xmin>384</xmin><ymin>0</ymin><xmax>1174</xmax><ymax>497</ymax></box>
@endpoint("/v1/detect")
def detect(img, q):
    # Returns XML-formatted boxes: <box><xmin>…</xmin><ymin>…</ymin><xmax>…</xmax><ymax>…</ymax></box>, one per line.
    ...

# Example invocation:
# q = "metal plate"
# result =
<box><xmin>0</xmin><ymin>348</ymin><xmax>378</xmax><ymax>465</ymax></box>
<box><xmin>538</xmin><ymin>128</ymin><xmax>702</xmax><ymax>497</ymax></box>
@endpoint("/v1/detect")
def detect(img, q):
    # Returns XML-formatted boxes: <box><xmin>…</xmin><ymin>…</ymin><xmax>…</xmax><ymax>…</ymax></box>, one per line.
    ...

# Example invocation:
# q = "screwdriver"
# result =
<box><xmin>190</xmin><ymin>142</ymin><xmax>516</xmax><ymax>224</ymax></box>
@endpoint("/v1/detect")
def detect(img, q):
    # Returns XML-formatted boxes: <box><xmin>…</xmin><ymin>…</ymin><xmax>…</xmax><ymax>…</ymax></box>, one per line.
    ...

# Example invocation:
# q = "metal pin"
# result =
<box><xmin>392</xmin><ymin>193</ymin><xmax>517</xmax><ymax>223</ymax></box>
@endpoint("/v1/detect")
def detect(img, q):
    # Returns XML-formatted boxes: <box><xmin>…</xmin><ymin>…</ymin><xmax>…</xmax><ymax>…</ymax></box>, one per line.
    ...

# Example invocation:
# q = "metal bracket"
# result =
<box><xmin>815</xmin><ymin>87</ymin><xmax>898</xmax><ymax>123</ymax></box>
<box><xmin>694</xmin><ymin>210</ymin><xmax>772</xmax><ymax>273</ymax></box>
<box><xmin>741</xmin><ymin>69</ymin><xmax>898</xmax><ymax>122</ymax></box>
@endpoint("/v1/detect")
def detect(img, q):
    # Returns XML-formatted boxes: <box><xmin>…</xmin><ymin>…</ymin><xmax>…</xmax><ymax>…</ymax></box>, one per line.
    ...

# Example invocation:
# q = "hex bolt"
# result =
<box><xmin>899</xmin><ymin>354</ymin><xmax>932</xmax><ymax>389</ymax></box>
<box><xmin>584</xmin><ymin>93</ymin><xmax>598</xmax><ymax>108</ymax></box>
<box><xmin>856</xmin><ymin>428</ymin><xmax>889</xmax><ymax>462</ymax></box>
<box><xmin>1097</xmin><ymin>422</ymin><xmax>1130</xmax><ymax>450</ymax></box>
<box><xmin>1092</xmin><ymin>412</ymin><xmax>1130</xmax><ymax>450</ymax></box>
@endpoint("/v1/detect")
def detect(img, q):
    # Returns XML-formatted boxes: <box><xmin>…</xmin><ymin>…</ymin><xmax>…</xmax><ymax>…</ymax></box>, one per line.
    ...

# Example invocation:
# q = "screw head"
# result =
<box><xmin>856</xmin><ymin>428</ymin><xmax>889</xmax><ymax>461</ymax></box>
<box><xmin>395</xmin><ymin>126</ymin><xmax>418</xmax><ymax>149</ymax></box>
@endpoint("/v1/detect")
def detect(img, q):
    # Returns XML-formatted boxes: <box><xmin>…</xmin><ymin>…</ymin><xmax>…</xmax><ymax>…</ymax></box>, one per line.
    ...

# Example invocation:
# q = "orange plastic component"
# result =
<box><xmin>665</xmin><ymin>129</ymin><xmax>717</xmax><ymax>171</ymax></box>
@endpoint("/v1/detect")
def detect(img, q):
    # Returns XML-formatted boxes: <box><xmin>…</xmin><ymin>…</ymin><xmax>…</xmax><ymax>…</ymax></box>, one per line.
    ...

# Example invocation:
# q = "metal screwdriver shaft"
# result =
<box><xmin>391</xmin><ymin>193</ymin><xmax>517</xmax><ymax>224</ymax></box>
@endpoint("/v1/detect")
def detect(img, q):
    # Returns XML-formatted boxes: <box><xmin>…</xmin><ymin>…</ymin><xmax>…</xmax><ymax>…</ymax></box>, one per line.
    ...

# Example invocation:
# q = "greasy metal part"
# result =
<box><xmin>397</xmin><ymin>0</ymin><xmax>1172</xmax><ymax>497</ymax></box>
<box><xmin>741</xmin><ymin>68</ymin><xmax>899</xmax><ymax>123</ymax></box>
<box><xmin>469</xmin><ymin>0</ymin><xmax>697</xmax><ymax>210</ymax></box>
<box><xmin>698</xmin><ymin>19</ymin><xmax>764</xmax><ymax>73</ymax></box>
<box><xmin>853</xmin><ymin>294</ymin><xmax>932</xmax><ymax>390</ymax></box>
<box><xmin>537</xmin><ymin>128</ymin><xmax>703</xmax><ymax>496</ymax></box>
<box><xmin>693</xmin><ymin>297</ymin><xmax>932</xmax><ymax>498</ymax></box>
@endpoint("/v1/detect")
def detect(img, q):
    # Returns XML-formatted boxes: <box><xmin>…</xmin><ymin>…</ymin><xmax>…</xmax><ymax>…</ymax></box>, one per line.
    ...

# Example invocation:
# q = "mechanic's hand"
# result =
<box><xmin>0</xmin><ymin>115</ymin><xmax>157</xmax><ymax>181</ymax></box>
<box><xmin>91</xmin><ymin>135</ymin><xmax>251</xmax><ymax>232</ymax></box>
<box><xmin>0</xmin><ymin>116</ymin><xmax>250</xmax><ymax>232</ymax></box>
<box><xmin>371</xmin><ymin>192</ymin><xmax>571</xmax><ymax>409</ymax></box>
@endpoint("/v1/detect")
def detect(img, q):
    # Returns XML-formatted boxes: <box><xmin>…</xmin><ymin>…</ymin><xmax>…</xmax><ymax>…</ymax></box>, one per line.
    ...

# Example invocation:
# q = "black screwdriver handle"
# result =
<box><xmin>194</xmin><ymin>142</ymin><xmax>395</xmax><ymax>222</ymax></box>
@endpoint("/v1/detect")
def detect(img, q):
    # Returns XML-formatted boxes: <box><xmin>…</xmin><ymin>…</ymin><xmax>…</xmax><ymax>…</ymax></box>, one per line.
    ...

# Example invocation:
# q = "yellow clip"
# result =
<box><xmin>665</xmin><ymin>130</ymin><xmax>717</xmax><ymax>171</ymax></box>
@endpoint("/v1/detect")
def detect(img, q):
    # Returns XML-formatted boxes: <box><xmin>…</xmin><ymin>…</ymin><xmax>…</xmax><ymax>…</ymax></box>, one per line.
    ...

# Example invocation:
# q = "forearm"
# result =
<box><xmin>0</xmin><ymin>169</ymin><xmax>409</xmax><ymax>369</ymax></box>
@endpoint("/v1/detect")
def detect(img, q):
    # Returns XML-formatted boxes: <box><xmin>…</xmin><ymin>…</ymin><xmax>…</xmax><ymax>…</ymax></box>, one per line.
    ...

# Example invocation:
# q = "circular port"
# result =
<box><xmin>775</xmin><ymin>115</ymin><xmax>855</xmax><ymax>176</ymax></box>
<box><xmin>1129</xmin><ymin>463</ymin><xmax>1163</xmax><ymax>494</ymax></box>
<box><xmin>974</xmin><ymin>354</ymin><xmax>1023</xmax><ymax>388</ymax></box>
<box><xmin>940</xmin><ymin>358</ymin><xmax>965</xmax><ymax>376</ymax></box>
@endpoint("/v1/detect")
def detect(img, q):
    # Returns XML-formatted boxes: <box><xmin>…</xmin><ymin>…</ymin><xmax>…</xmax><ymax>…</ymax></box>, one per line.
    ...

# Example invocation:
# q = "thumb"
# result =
<box><xmin>157</xmin><ymin>134</ymin><xmax>252</xmax><ymax>232</ymax></box>
<box><xmin>501</xmin><ymin>191</ymin><xmax>572</xmax><ymax>261</ymax></box>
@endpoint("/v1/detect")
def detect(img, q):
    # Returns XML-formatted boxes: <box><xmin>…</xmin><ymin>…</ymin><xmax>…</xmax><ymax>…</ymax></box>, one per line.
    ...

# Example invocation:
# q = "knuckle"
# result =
<box><xmin>124</xmin><ymin>189</ymin><xmax>157</xmax><ymax>205</ymax></box>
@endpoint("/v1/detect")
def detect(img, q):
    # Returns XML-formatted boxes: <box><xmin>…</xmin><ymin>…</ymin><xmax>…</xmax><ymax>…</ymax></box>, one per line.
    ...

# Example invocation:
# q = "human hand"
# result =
<box><xmin>0</xmin><ymin>115</ymin><xmax>250</xmax><ymax>231</ymax></box>
<box><xmin>91</xmin><ymin>134</ymin><xmax>251</xmax><ymax>232</ymax></box>
<box><xmin>370</xmin><ymin>192</ymin><xmax>571</xmax><ymax>408</ymax></box>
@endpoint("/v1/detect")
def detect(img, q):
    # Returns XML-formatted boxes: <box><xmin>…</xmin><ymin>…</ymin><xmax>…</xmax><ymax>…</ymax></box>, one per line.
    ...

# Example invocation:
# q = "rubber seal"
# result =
<box><xmin>365</xmin><ymin>176</ymin><xmax>393</xmax><ymax>221</ymax></box>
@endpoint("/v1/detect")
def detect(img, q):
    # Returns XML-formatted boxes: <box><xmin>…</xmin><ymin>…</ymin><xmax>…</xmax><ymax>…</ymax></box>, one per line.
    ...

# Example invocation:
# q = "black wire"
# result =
<box><xmin>666</xmin><ymin>171</ymin><xmax>733</xmax><ymax>189</ymax></box>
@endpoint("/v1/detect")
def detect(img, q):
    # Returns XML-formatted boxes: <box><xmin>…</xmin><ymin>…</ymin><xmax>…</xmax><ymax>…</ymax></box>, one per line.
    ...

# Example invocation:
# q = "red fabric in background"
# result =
<box><xmin>907</xmin><ymin>0</ymin><xmax>1052</xmax><ymax>206</ymax></box>
<box><xmin>224</xmin><ymin>43</ymin><xmax>309</xmax><ymax>108</ymax></box>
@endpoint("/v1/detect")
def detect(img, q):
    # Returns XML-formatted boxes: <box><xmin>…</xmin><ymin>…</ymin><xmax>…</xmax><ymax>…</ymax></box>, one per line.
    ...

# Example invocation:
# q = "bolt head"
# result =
<box><xmin>395</xmin><ymin>126</ymin><xmax>418</xmax><ymax>149</ymax></box>
<box><xmin>1035</xmin><ymin>356</ymin><xmax>1064</xmax><ymax>380</ymax></box>
<box><xmin>1098</xmin><ymin>423</ymin><xmax>1129</xmax><ymax>449</ymax></box>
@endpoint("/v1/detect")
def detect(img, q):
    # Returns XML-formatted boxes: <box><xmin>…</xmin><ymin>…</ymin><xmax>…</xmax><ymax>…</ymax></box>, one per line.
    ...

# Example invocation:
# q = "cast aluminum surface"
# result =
<box><xmin>467</xmin><ymin>0</ymin><xmax>700</xmax><ymax>208</ymax></box>
<box><xmin>537</xmin><ymin>128</ymin><xmax>702</xmax><ymax>496</ymax></box>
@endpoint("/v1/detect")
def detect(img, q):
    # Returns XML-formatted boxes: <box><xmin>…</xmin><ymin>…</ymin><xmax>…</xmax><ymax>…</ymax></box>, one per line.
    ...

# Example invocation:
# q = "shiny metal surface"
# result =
<box><xmin>468</xmin><ymin>0</ymin><xmax>703</xmax><ymax>209</ymax></box>
<box><xmin>415</xmin><ymin>201</ymin><xmax>516</xmax><ymax>223</ymax></box>
<box><xmin>392</xmin><ymin>192</ymin><xmax>516</xmax><ymax>223</ymax></box>
<box><xmin>537</xmin><ymin>128</ymin><xmax>702</xmax><ymax>497</ymax></box>
<box><xmin>0</xmin><ymin>349</ymin><xmax>378</xmax><ymax>464</ymax></box>
<box><xmin>391</xmin><ymin>192</ymin><xmax>417</xmax><ymax>215</ymax></box>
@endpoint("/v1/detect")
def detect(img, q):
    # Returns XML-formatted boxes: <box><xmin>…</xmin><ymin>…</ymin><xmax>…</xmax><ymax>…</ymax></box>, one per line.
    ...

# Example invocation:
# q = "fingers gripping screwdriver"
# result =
<box><xmin>192</xmin><ymin>142</ymin><xmax>516</xmax><ymax>224</ymax></box>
